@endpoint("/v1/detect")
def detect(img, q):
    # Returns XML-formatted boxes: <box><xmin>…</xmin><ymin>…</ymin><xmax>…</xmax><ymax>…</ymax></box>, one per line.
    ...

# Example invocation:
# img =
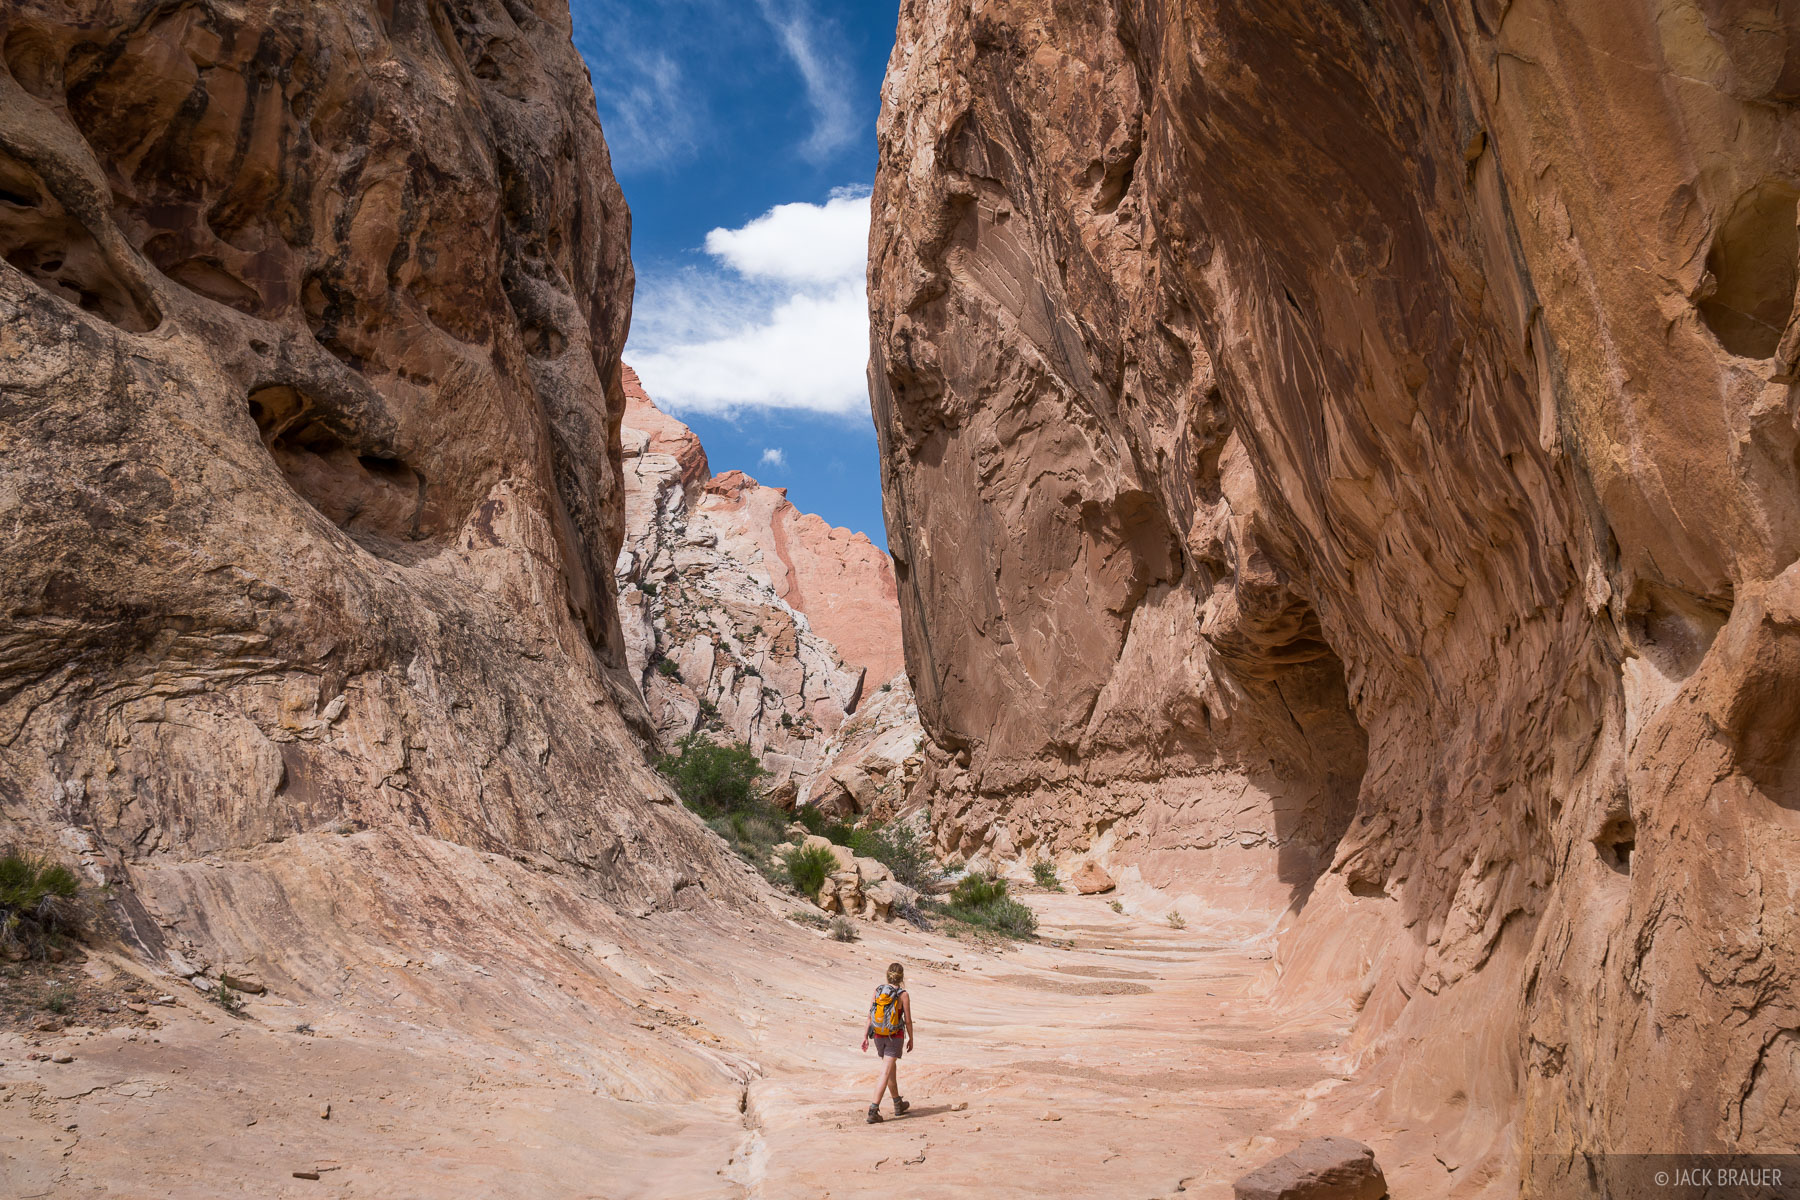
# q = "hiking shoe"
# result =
<box><xmin>893</xmin><ymin>1097</ymin><xmax>910</xmax><ymax>1115</ymax></box>
<box><xmin>866</xmin><ymin>1104</ymin><xmax>883</xmax><ymax>1124</ymax></box>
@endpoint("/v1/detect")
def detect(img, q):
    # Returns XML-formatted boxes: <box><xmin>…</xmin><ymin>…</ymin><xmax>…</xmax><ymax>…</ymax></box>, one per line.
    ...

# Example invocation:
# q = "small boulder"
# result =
<box><xmin>762</xmin><ymin>778</ymin><xmax>798</xmax><ymax>812</ymax></box>
<box><xmin>855</xmin><ymin>855</ymin><xmax>894</xmax><ymax>885</ymax></box>
<box><xmin>862</xmin><ymin>879</ymin><xmax>919</xmax><ymax>921</ymax></box>
<box><xmin>1232</xmin><ymin>1136</ymin><xmax>1387</xmax><ymax>1200</ymax></box>
<box><xmin>1071</xmin><ymin>862</ymin><xmax>1116</xmax><ymax>895</ymax></box>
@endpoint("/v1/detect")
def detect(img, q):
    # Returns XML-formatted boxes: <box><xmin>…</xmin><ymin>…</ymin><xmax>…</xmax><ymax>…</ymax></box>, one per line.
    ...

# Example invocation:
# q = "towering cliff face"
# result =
<box><xmin>871</xmin><ymin>0</ymin><xmax>1800</xmax><ymax>1189</ymax></box>
<box><xmin>0</xmin><ymin>0</ymin><xmax>751</xmax><ymax>1003</ymax></box>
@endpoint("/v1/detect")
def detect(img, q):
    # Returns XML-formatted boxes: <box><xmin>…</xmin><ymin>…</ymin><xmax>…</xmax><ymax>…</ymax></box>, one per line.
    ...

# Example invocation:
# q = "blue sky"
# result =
<box><xmin>571</xmin><ymin>0</ymin><xmax>902</xmax><ymax>548</ymax></box>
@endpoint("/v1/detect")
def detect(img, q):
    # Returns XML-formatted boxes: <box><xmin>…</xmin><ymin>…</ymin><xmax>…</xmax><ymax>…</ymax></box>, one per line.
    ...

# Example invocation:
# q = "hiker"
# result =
<box><xmin>860</xmin><ymin>961</ymin><xmax>914</xmax><ymax>1122</ymax></box>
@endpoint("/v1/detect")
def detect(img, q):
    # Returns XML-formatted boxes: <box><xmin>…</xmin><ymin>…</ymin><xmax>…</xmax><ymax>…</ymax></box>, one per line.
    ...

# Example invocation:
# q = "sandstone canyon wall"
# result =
<box><xmin>615</xmin><ymin>363</ymin><xmax>910</xmax><ymax>798</ymax></box>
<box><xmin>0</xmin><ymin>0</ymin><xmax>757</xmax><ymax>1038</ymax></box>
<box><xmin>870</xmin><ymin>0</ymin><xmax>1800</xmax><ymax>1191</ymax></box>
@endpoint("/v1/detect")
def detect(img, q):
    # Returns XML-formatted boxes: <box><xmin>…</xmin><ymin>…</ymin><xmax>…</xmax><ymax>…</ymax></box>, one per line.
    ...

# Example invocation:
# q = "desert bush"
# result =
<box><xmin>1109</xmin><ymin>900</ymin><xmax>1124</xmax><ymax>913</ymax></box>
<box><xmin>1166</xmin><ymin>910</ymin><xmax>1187</xmax><ymax>930</ymax></box>
<box><xmin>948</xmin><ymin>874</ymin><xmax>1008</xmax><ymax>908</ymax></box>
<box><xmin>0</xmin><ymin>850</ymin><xmax>84</xmax><ymax>959</ymax></box>
<box><xmin>942</xmin><ymin>874</ymin><xmax>1036</xmax><ymax>938</ymax></box>
<box><xmin>893</xmin><ymin>897</ymin><xmax>932</xmax><ymax>930</ymax></box>
<box><xmin>655</xmin><ymin>656</ymin><xmax>680</xmax><ymax>678</ymax></box>
<box><xmin>794</xmin><ymin>805</ymin><xmax>854</xmax><ymax>844</ymax></box>
<box><xmin>1031</xmin><ymin>860</ymin><xmax>1062</xmax><ymax>891</ymax></box>
<box><xmin>656</xmin><ymin>734</ymin><xmax>767</xmax><ymax>815</ymax></box>
<box><xmin>787</xmin><ymin>908</ymin><xmax>829</xmax><ymax>929</ymax></box>
<box><xmin>846</xmin><ymin>822</ymin><xmax>941</xmax><ymax>892</ymax></box>
<box><xmin>785</xmin><ymin>844</ymin><xmax>838</xmax><ymax>896</ymax></box>
<box><xmin>828</xmin><ymin>915</ymin><xmax>859</xmax><ymax>942</ymax></box>
<box><xmin>211</xmin><ymin>980</ymin><xmax>245</xmax><ymax>1015</ymax></box>
<box><xmin>706</xmin><ymin>806</ymin><xmax>787</xmax><ymax>880</ymax></box>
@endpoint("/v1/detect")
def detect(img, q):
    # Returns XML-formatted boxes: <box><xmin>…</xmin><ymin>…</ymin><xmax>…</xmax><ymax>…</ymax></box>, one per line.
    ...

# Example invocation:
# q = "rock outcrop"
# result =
<box><xmin>801</xmin><ymin>673</ymin><xmax>925</xmax><ymax>820</ymax></box>
<box><xmin>0</xmin><ymin>0</ymin><xmax>750</xmax><ymax>1047</ymax></box>
<box><xmin>616</xmin><ymin>365</ymin><xmax>910</xmax><ymax>795</ymax></box>
<box><xmin>768</xmin><ymin>831</ymin><xmax>919</xmax><ymax>922</ymax></box>
<box><xmin>871</xmin><ymin>0</ymin><xmax>1800</xmax><ymax>1190</ymax></box>
<box><xmin>1233</xmin><ymin>1137</ymin><xmax>1388</xmax><ymax>1200</ymax></box>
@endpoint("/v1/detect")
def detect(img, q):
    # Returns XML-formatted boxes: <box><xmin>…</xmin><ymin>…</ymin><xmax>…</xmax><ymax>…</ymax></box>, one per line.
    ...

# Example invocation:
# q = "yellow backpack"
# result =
<box><xmin>869</xmin><ymin>983</ymin><xmax>905</xmax><ymax>1036</ymax></box>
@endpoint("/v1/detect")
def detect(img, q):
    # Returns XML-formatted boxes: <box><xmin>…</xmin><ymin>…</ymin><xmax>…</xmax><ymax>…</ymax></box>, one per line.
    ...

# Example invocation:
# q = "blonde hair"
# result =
<box><xmin>886</xmin><ymin>962</ymin><xmax>904</xmax><ymax>986</ymax></box>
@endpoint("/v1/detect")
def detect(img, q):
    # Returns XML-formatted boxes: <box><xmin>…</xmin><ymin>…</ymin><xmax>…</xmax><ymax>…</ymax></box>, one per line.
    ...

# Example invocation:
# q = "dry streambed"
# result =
<box><xmin>0</xmin><ymin>893</ymin><xmax>1394</xmax><ymax>1198</ymax></box>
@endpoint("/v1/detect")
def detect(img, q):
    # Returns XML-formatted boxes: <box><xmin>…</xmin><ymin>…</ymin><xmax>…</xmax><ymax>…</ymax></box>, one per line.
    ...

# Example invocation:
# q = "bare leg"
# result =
<box><xmin>887</xmin><ymin>1061</ymin><xmax>902</xmax><ymax>1102</ymax></box>
<box><xmin>871</xmin><ymin>1057</ymin><xmax>894</xmax><ymax>1106</ymax></box>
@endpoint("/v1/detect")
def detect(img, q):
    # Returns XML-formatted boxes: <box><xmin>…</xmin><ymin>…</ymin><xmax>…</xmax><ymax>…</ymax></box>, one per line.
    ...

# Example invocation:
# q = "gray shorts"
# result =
<box><xmin>872</xmin><ymin>1034</ymin><xmax>905</xmax><ymax>1059</ymax></box>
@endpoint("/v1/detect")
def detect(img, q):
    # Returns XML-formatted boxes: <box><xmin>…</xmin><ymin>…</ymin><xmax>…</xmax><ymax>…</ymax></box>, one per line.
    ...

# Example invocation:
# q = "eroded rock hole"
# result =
<box><xmin>1594</xmin><ymin>813</ymin><xmax>1636</xmax><ymax>874</ymax></box>
<box><xmin>1699</xmin><ymin>182</ymin><xmax>1800</xmax><ymax>359</ymax></box>
<box><xmin>3</xmin><ymin>25</ymin><xmax>65</xmax><ymax>100</ymax></box>
<box><xmin>248</xmin><ymin>385</ymin><xmax>436</xmax><ymax>557</ymax></box>
<box><xmin>0</xmin><ymin>152</ymin><xmax>160</xmax><ymax>332</ymax></box>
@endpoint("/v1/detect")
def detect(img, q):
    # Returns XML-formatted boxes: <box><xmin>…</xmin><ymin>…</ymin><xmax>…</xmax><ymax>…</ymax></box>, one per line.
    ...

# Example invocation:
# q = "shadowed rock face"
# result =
<box><xmin>0</xmin><ymin>0</ymin><xmax>751</xmax><ymax>989</ymax></box>
<box><xmin>871</xmin><ymin>0</ymin><xmax>1800</xmax><ymax>1187</ymax></box>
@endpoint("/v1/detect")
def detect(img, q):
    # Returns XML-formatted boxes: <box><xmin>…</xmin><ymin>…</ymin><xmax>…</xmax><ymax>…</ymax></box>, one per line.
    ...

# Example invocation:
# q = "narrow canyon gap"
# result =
<box><xmin>868</xmin><ymin>0</ymin><xmax>1800</xmax><ymax>1189</ymax></box>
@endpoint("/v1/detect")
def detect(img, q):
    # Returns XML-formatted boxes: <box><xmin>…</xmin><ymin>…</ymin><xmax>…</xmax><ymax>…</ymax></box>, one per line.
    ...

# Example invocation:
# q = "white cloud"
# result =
<box><xmin>703</xmin><ymin>191</ymin><xmax>869</xmax><ymax>284</ymax></box>
<box><xmin>628</xmin><ymin>190</ymin><xmax>872</xmax><ymax>418</ymax></box>
<box><xmin>754</xmin><ymin>0</ymin><xmax>858</xmax><ymax>162</ymax></box>
<box><xmin>760</xmin><ymin>447</ymin><xmax>788</xmax><ymax>469</ymax></box>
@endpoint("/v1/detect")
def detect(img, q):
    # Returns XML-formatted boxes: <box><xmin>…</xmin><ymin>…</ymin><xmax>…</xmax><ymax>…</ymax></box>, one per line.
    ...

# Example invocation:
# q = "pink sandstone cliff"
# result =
<box><xmin>869</xmin><ymin>0</ymin><xmax>1800</xmax><ymax>1193</ymax></box>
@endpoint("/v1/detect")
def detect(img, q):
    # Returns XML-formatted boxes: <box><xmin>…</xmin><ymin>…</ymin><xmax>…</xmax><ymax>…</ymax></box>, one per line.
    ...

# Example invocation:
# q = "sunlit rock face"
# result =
<box><xmin>870</xmin><ymin>0</ymin><xmax>1800</xmax><ymax>1188</ymax></box>
<box><xmin>0</xmin><ymin>0</ymin><xmax>755</xmax><ymax>997</ymax></box>
<box><xmin>615</xmin><ymin>366</ymin><xmax>910</xmax><ymax>800</ymax></box>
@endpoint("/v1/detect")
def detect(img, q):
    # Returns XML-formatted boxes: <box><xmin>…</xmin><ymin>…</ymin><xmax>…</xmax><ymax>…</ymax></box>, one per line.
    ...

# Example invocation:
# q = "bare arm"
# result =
<box><xmin>902</xmin><ymin>991</ymin><xmax>915</xmax><ymax>1046</ymax></box>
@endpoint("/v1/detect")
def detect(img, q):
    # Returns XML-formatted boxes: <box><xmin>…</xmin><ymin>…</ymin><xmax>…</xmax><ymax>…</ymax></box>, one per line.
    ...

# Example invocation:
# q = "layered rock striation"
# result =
<box><xmin>0</xmin><ymin>0</ymin><xmax>751</xmax><ymax>1025</ymax></box>
<box><xmin>871</xmin><ymin>0</ymin><xmax>1800</xmax><ymax>1189</ymax></box>
<box><xmin>615</xmin><ymin>365</ymin><xmax>908</xmax><ymax>796</ymax></box>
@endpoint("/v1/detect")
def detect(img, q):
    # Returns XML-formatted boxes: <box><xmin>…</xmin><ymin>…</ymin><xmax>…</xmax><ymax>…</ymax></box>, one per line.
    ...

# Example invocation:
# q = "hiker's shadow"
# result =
<box><xmin>900</xmin><ymin>1104</ymin><xmax>962</xmax><ymax>1120</ymax></box>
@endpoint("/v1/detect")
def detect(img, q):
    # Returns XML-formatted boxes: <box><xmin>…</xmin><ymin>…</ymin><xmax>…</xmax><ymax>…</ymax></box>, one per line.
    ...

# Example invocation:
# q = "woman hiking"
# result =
<box><xmin>860</xmin><ymin>962</ymin><xmax>914</xmax><ymax>1122</ymax></box>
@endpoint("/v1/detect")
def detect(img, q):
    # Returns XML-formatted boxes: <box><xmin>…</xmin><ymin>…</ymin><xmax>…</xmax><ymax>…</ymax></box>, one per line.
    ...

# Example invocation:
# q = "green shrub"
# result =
<box><xmin>702</xmin><ymin>804</ymin><xmax>787</xmax><ymax>888</ymax></box>
<box><xmin>794</xmin><ymin>805</ymin><xmax>854</xmax><ymax>844</ymax></box>
<box><xmin>828</xmin><ymin>915</ymin><xmax>858</xmax><ymax>942</ymax></box>
<box><xmin>640</xmin><ymin>581</ymin><xmax>659</xmax><ymax>597</ymax></box>
<box><xmin>1032</xmin><ymin>860</ymin><xmax>1062</xmax><ymax>891</ymax></box>
<box><xmin>655</xmin><ymin>734</ymin><xmax>767</xmax><ymax>816</ymax></box>
<box><xmin>655</xmin><ymin>657</ymin><xmax>680</xmax><ymax>679</ymax></box>
<box><xmin>43</xmin><ymin>987</ymin><xmax>73</xmax><ymax>1014</ymax></box>
<box><xmin>697</xmin><ymin>699</ymin><xmax>721</xmax><ymax>727</ymax></box>
<box><xmin>787</xmin><ymin>908</ymin><xmax>828</xmax><ymax>929</ymax></box>
<box><xmin>785</xmin><ymin>844</ymin><xmax>838</xmax><ymax>896</ymax></box>
<box><xmin>949</xmin><ymin>874</ymin><xmax>1009</xmax><ymax>908</ymax></box>
<box><xmin>1166</xmin><ymin>910</ymin><xmax>1187</xmax><ymax>930</ymax></box>
<box><xmin>211</xmin><ymin>980</ymin><xmax>245</xmax><ymax>1015</ymax></box>
<box><xmin>847</xmin><ymin>822</ymin><xmax>941</xmax><ymax>891</ymax></box>
<box><xmin>1109</xmin><ymin>899</ymin><xmax>1124</xmax><ymax>913</ymax></box>
<box><xmin>941</xmin><ymin>874</ymin><xmax>1036</xmax><ymax>938</ymax></box>
<box><xmin>0</xmin><ymin>850</ymin><xmax>84</xmax><ymax>959</ymax></box>
<box><xmin>0</xmin><ymin>852</ymin><xmax>78</xmax><ymax>910</ymax></box>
